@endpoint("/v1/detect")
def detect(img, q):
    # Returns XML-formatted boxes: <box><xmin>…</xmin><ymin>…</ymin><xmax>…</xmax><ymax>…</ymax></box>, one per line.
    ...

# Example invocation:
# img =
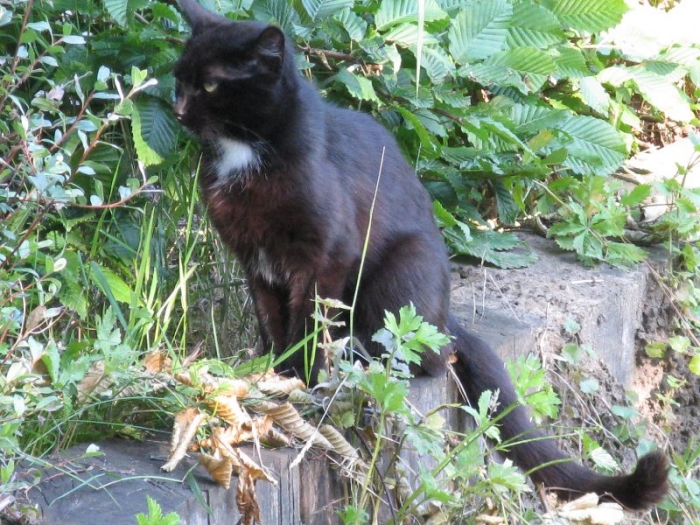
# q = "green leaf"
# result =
<box><xmin>689</xmin><ymin>355</ymin><xmax>700</xmax><ymax>376</ymax></box>
<box><xmin>334</xmin><ymin>8</ymin><xmax>367</xmax><ymax>41</ymax></box>
<box><xmin>335</xmin><ymin>69</ymin><xmax>379</xmax><ymax>102</ymax></box>
<box><xmin>577</xmin><ymin>76</ymin><xmax>610</xmax><ymax>115</ymax></box>
<box><xmin>629</xmin><ymin>68</ymin><xmax>694</xmax><ymax>123</ymax></box>
<box><xmin>414</xmin><ymin>45</ymin><xmax>455</xmax><ymax>84</ymax></box>
<box><xmin>645</xmin><ymin>342</ymin><xmax>666</xmax><ymax>358</ymax></box>
<box><xmin>132</xmin><ymin>97</ymin><xmax>178</xmax><ymax>166</ymax></box>
<box><xmin>553</xmin><ymin>46</ymin><xmax>590</xmax><ymax>78</ymax></box>
<box><xmin>510</xmin><ymin>104</ymin><xmax>568</xmax><ymax>134</ymax></box>
<box><xmin>375</xmin><ymin>0</ymin><xmax>448</xmax><ymax>31</ymax></box>
<box><xmin>555</xmin><ymin>115</ymin><xmax>627</xmax><ymax>176</ymax></box>
<box><xmin>103</xmin><ymin>0</ymin><xmax>148</xmax><ymax>27</ymax></box>
<box><xmin>611</xmin><ymin>405</ymin><xmax>637</xmax><ymax>419</ymax></box>
<box><xmin>448</xmin><ymin>229</ymin><xmax>537</xmax><ymax>269</ymax></box>
<box><xmin>251</xmin><ymin>0</ymin><xmax>301</xmax><ymax>35</ymax></box>
<box><xmin>543</xmin><ymin>0</ymin><xmax>627</xmax><ymax>33</ymax></box>
<box><xmin>301</xmin><ymin>0</ymin><xmax>353</xmax><ymax>20</ymax></box>
<box><xmin>669</xmin><ymin>335</ymin><xmax>691</xmax><ymax>354</ymax></box>
<box><xmin>461</xmin><ymin>47</ymin><xmax>556</xmax><ymax>94</ymax></box>
<box><xmin>620</xmin><ymin>184</ymin><xmax>652</xmax><ymax>207</ymax></box>
<box><xmin>505</xmin><ymin>1</ymin><xmax>564</xmax><ymax>49</ymax></box>
<box><xmin>384</xmin><ymin>23</ymin><xmax>439</xmax><ymax>47</ymax></box>
<box><xmin>88</xmin><ymin>263</ymin><xmax>132</xmax><ymax>304</ymax></box>
<box><xmin>606</xmin><ymin>243</ymin><xmax>647</xmax><ymax>266</ymax></box>
<box><xmin>448</xmin><ymin>0</ymin><xmax>512</xmax><ymax>63</ymax></box>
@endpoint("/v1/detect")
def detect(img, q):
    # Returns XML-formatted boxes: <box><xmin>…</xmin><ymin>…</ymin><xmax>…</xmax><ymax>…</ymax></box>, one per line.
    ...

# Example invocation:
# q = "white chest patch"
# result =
<box><xmin>214</xmin><ymin>138</ymin><xmax>259</xmax><ymax>183</ymax></box>
<box><xmin>255</xmin><ymin>248</ymin><xmax>288</xmax><ymax>287</ymax></box>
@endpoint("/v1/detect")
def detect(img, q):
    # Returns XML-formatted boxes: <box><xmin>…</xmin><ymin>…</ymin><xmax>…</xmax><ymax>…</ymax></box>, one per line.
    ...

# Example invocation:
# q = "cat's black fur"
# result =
<box><xmin>174</xmin><ymin>0</ymin><xmax>668</xmax><ymax>510</ymax></box>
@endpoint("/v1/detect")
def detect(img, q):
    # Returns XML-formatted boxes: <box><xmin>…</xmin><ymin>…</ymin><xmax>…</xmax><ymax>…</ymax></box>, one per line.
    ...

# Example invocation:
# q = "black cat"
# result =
<box><xmin>173</xmin><ymin>0</ymin><xmax>668</xmax><ymax>510</ymax></box>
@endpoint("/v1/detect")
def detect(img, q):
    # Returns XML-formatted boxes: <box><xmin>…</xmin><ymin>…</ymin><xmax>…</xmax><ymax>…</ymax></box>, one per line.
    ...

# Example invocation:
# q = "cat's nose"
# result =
<box><xmin>173</xmin><ymin>98</ymin><xmax>187</xmax><ymax>122</ymax></box>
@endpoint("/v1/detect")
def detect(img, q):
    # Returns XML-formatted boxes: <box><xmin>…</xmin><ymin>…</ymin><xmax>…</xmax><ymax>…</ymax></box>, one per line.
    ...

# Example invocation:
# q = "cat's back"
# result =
<box><xmin>321</xmin><ymin>103</ymin><xmax>433</xmax><ymax>213</ymax></box>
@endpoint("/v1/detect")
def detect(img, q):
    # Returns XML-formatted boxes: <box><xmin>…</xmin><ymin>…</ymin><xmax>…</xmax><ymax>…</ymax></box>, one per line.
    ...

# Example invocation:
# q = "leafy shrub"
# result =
<box><xmin>1</xmin><ymin>0</ymin><xmax>700</xmax><ymax>522</ymax></box>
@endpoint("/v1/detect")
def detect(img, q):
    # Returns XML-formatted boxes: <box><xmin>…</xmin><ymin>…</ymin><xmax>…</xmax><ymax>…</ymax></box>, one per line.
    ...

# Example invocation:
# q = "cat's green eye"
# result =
<box><xmin>203</xmin><ymin>81</ymin><xmax>218</xmax><ymax>93</ymax></box>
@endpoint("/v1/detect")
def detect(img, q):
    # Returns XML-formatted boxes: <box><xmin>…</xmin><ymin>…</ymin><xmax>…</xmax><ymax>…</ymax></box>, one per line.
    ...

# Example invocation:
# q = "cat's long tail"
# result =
<box><xmin>447</xmin><ymin>315</ymin><xmax>668</xmax><ymax>510</ymax></box>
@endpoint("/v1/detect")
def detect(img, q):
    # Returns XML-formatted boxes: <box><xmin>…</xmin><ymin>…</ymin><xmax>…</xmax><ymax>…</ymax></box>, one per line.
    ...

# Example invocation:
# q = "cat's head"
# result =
<box><xmin>173</xmin><ymin>0</ymin><xmax>296</xmax><ymax>142</ymax></box>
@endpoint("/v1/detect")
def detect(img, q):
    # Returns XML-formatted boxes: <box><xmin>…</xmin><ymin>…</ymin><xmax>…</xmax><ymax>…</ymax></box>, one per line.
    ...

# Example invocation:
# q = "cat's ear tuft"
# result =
<box><xmin>179</xmin><ymin>0</ymin><xmax>220</xmax><ymax>32</ymax></box>
<box><xmin>254</xmin><ymin>27</ymin><xmax>286</xmax><ymax>67</ymax></box>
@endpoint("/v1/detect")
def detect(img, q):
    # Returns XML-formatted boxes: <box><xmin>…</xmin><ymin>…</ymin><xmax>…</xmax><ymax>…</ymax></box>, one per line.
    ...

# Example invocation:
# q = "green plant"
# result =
<box><xmin>2</xmin><ymin>0</ymin><xmax>700</xmax><ymax>522</ymax></box>
<box><xmin>135</xmin><ymin>496</ymin><xmax>181</xmax><ymax>525</ymax></box>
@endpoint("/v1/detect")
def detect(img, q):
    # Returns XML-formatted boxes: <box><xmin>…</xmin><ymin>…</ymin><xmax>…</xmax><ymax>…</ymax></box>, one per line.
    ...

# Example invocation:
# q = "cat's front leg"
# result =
<box><xmin>283</xmin><ymin>267</ymin><xmax>348</xmax><ymax>381</ymax></box>
<box><xmin>248</xmin><ymin>275</ymin><xmax>288</xmax><ymax>355</ymax></box>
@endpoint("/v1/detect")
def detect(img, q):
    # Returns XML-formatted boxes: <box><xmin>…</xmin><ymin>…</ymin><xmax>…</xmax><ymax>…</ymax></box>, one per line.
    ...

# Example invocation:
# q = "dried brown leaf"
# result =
<box><xmin>25</xmin><ymin>305</ymin><xmax>46</xmax><ymax>334</ymax></box>
<box><xmin>206</xmin><ymin>394</ymin><xmax>251</xmax><ymax>427</ymax></box>
<box><xmin>216</xmin><ymin>379</ymin><xmax>251</xmax><ymax>398</ymax></box>
<box><xmin>252</xmin><ymin>401</ymin><xmax>332</xmax><ymax>449</ymax></box>
<box><xmin>76</xmin><ymin>360</ymin><xmax>108</xmax><ymax>405</ymax></box>
<box><xmin>257</xmin><ymin>376</ymin><xmax>306</xmax><ymax>396</ymax></box>
<box><xmin>199</xmin><ymin>451</ymin><xmax>233</xmax><ymax>489</ymax></box>
<box><xmin>173</xmin><ymin>371</ymin><xmax>195</xmax><ymax>388</ymax></box>
<box><xmin>143</xmin><ymin>350</ymin><xmax>171</xmax><ymax>373</ymax></box>
<box><xmin>162</xmin><ymin>407</ymin><xmax>207</xmax><ymax>472</ymax></box>
<box><xmin>236</xmin><ymin>471</ymin><xmax>261</xmax><ymax>525</ymax></box>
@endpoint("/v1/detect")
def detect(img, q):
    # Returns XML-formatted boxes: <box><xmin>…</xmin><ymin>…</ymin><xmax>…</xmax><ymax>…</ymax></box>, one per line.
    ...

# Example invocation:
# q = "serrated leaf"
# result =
<box><xmin>448</xmin><ymin>0</ymin><xmax>512</xmax><ymax>63</ymax></box>
<box><xmin>132</xmin><ymin>97</ymin><xmax>178</xmax><ymax>166</ymax></box>
<box><xmin>620</xmin><ymin>184</ymin><xmax>652</xmax><ymax>207</ymax></box>
<box><xmin>629</xmin><ymin>68</ymin><xmax>694</xmax><ymax>123</ymax></box>
<box><xmin>555</xmin><ymin>115</ymin><xmax>627</xmax><ymax>176</ymax></box>
<box><xmin>505</xmin><ymin>2</ymin><xmax>564</xmax><ymax>49</ymax></box>
<box><xmin>335</xmin><ymin>69</ymin><xmax>379</xmax><ymax>102</ymax></box>
<box><xmin>333</xmin><ymin>8</ymin><xmax>367</xmax><ymax>41</ymax></box>
<box><xmin>396</xmin><ymin>106</ymin><xmax>439</xmax><ymax>153</ymax></box>
<box><xmin>461</xmin><ymin>47</ymin><xmax>556</xmax><ymax>93</ymax></box>
<box><xmin>554</xmin><ymin>46</ymin><xmax>590</xmax><ymax>79</ymax></box>
<box><xmin>384</xmin><ymin>23</ymin><xmax>439</xmax><ymax>47</ymax></box>
<box><xmin>543</xmin><ymin>0</ymin><xmax>627</xmax><ymax>34</ymax></box>
<box><xmin>491</xmin><ymin>178</ymin><xmax>518</xmax><ymax>224</ymax></box>
<box><xmin>103</xmin><ymin>0</ymin><xmax>148</xmax><ymax>27</ymax></box>
<box><xmin>449</xmin><ymin>230</ymin><xmax>537</xmax><ymax>269</ymax></box>
<box><xmin>606</xmin><ymin>242</ymin><xmax>647</xmax><ymax>266</ymax></box>
<box><xmin>590</xmin><ymin>447</ymin><xmax>618</xmax><ymax>472</ymax></box>
<box><xmin>375</xmin><ymin>0</ymin><xmax>447</xmax><ymax>31</ymax></box>
<box><xmin>510</xmin><ymin>104</ymin><xmax>568</xmax><ymax>134</ymax></box>
<box><xmin>577</xmin><ymin>76</ymin><xmax>610</xmax><ymax>115</ymax></box>
<box><xmin>251</xmin><ymin>0</ymin><xmax>301</xmax><ymax>35</ymax></box>
<box><xmin>302</xmin><ymin>0</ymin><xmax>353</xmax><ymax>20</ymax></box>
<box><xmin>414</xmin><ymin>45</ymin><xmax>455</xmax><ymax>84</ymax></box>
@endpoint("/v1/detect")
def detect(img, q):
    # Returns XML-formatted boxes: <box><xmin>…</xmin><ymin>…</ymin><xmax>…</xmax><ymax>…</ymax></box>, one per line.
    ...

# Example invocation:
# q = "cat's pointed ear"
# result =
<box><xmin>179</xmin><ymin>0</ymin><xmax>220</xmax><ymax>32</ymax></box>
<box><xmin>254</xmin><ymin>27</ymin><xmax>286</xmax><ymax>67</ymax></box>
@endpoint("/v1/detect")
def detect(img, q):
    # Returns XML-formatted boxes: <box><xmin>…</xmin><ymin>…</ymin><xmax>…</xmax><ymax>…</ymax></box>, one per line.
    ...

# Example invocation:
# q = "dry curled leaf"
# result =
<box><xmin>257</xmin><ymin>376</ymin><xmax>306</xmax><ymax>396</ymax></box>
<box><xmin>236</xmin><ymin>470</ymin><xmax>261</xmax><ymax>525</ymax></box>
<box><xmin>162</xmin><ymin>407</ymin><xmax>207</xmax><ymax>472</ymax></box>
<box><xmin>216</xmin><ymin>379</ymin><xmax>251</xmax><ymax>398</ymax></box>
<box><xmin>76</xmin><ymin>360</ymin><xmax>108</xmax><ymax>405</ymax></box>
<box><xmin>252</xmin><ymin>401</ymin><xmax>332</xmax><ymax>449</ymax></box>
<box><xmin>143</xmin><ymin>349</ymin><xmax>171</xmax><ymax>373</ymax></box>
<box><xmin>206</xmin><ymin>394</ymin><xmax>252</xmax><ymax>427</ymax></box>
<box><xmin>199</xmin><ymin>451</ymin><xmax>234</xmax><ymax>489</ymax></box>
<box><xmin>319</xmin><ymin>425</ymin><xmax>369</xmax><ymax>479</ymax></box>
<box><xmin>543</xmin><ymin>493</ymin><xmax>624</xmax><ymax>525</ymax></box>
